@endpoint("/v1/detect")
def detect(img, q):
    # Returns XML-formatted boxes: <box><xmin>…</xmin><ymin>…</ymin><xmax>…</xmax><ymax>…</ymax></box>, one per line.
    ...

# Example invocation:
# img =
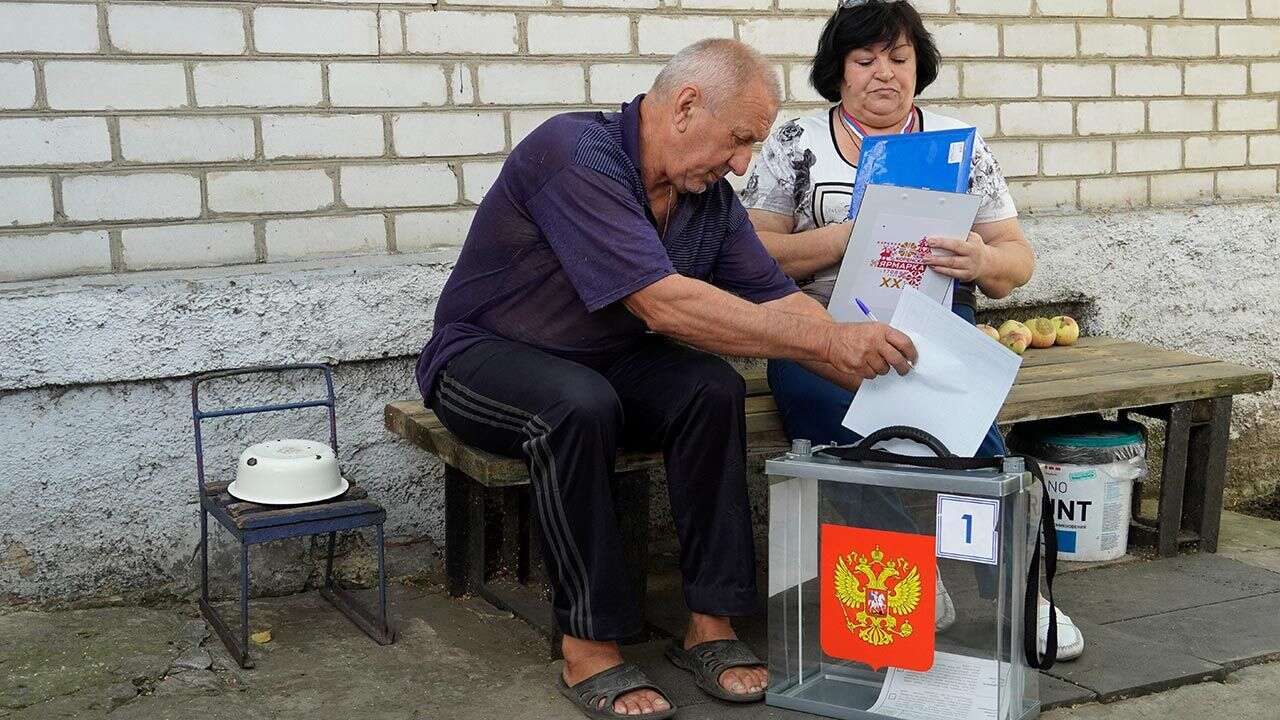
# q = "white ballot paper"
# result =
<box><xmin>865</xmin><ymin>651</ymin><xmax>1016</xmax><ymax>720</ymax></box>
<box><xmin>842</xmin><ymin>287</ymin><xmax>1021</xmax><ymax>457</ymax></box>
<box><xmin>828</xmin><ymin>184</ymin><xmax>980</xmax><ymax>323</ymax></box>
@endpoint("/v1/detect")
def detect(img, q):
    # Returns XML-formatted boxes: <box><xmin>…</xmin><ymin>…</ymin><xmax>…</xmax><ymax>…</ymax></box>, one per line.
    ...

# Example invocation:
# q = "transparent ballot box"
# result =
<box><xmin>766</xmin><ymin>442</ymin><xmax>1041</xmax><ymax>720</ymax></box>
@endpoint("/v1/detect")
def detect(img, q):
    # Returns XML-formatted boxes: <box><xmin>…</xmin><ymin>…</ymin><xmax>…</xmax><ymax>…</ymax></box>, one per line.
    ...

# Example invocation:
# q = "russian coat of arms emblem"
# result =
<box><xmin>820</xmin><ymin>525</ymin><xmax>937</xmax><ymax>671</ymax></box>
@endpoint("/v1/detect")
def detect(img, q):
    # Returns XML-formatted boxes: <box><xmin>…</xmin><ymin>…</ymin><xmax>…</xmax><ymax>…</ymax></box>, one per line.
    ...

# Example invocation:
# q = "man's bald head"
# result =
<box><xmin>638</xmin><ymin>39</ymin><xmax>781</xmax><ymax>195</ymax></box>
<box><xmin>649</xmin><ymin>39</ymin><xmax>781</xmax><ymax>114</ymax></box>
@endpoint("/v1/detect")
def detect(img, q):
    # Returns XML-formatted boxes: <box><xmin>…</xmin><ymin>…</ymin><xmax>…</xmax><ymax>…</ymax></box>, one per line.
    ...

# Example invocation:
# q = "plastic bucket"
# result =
<box><xmin>1009</xmin><ymin>416</ymin><xmax>1147</xmax><ymax>562</ymax></box>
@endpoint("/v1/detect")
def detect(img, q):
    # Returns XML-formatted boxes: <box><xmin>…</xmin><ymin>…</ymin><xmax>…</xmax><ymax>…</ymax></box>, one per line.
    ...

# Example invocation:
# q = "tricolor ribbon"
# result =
<box><xmin>839</xmin><ymin>105</ymin><xmax>915</xmax><ymax>140</ymax></box>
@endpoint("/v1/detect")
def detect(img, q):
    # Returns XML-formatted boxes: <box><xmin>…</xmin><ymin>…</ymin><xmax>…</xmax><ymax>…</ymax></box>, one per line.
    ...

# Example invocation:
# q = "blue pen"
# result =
<box><xmin>855</xmin><ymin>298</ymin><xmax>914</xmax><ymax>369</ymax></box>
<box><xmin>855</xmin><ymin>298</ymin><xmax>879</xmax><ymax>322</ymax></box>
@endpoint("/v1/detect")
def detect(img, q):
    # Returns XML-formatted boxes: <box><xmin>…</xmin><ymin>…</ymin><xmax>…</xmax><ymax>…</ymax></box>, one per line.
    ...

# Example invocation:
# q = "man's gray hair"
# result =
<box><xmin>649</xmin><ymin>39</ymin><xmax>781</xmax><ymax>111</ymax></box>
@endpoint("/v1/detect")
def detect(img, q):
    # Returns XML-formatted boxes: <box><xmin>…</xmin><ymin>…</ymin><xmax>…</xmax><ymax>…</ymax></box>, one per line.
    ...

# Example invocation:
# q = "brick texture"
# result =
<box><xmin>0</xmin><ymin>0</ymin><xmax>1275</xmax><ymax>282</ymax></box>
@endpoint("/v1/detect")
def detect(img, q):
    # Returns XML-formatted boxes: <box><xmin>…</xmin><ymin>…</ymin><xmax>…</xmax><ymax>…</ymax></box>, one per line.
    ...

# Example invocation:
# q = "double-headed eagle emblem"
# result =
<box><xmin>833</xmin><ymin>544</ymin><xmax>923</xmax><ymax>647</ymax></box>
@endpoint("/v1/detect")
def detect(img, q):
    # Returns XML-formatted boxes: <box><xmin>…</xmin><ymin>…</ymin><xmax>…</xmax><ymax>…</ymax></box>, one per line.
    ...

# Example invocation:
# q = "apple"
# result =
<box><xmin>1001</xmin><ymin>329</ymin><xmax>1032</xmax><ymax>355</ymax></box>
<box><xmin>1026</xmin><ymin>318</ymin><xmax>1057</xmax><ymax>349</ymax></box>
<box><xmin>998</xmin><ymin>319</ymin><xmax>1029</xmax><ymax>337</ymax></box>
<box><xmin>999</xmin><ymin>325</ymin><xmax>1033</xmax><ymax>355</ymax></box>
<box><xmin>977</xmin><ymin>324</ymin><xmax>1001</xmax><ymax>342</ymax></box>
<box><xmin>1052</xmin><ymin>315</ymin><xmax>1080</xmax><ymax>346</ymax></box>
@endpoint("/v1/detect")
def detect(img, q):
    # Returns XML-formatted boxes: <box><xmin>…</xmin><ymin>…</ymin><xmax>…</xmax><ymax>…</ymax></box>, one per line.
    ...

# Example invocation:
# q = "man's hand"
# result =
<box><xmin>824</xmin><ymin>322</ymin><xmax>917</xmax><ymax>380</ymax></box>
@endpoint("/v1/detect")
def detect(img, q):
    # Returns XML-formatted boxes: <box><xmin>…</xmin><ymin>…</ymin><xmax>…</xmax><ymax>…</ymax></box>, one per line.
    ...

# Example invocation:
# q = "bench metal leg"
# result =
<box><xmin>1183</xmin><ymin>396</ymin><xmax>1232</xmax><ymax>553</ymax></box>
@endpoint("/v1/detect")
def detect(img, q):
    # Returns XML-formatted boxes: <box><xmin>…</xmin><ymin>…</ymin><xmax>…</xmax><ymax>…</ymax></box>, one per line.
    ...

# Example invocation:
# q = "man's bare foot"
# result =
<box><xmin>562</xmin><ymin>635</ymin><xmax>670</xmax><ymax>716</ymax></box>
<box><xmin>684</xmin><ymin>613</ymin><xmax>768</xmax><ymax>697</ymax></box>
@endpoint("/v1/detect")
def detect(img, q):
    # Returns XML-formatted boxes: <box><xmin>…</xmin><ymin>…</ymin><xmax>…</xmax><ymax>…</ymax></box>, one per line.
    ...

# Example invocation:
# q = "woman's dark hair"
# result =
<box><xmin>810</xmin><ymin>0</ymin><xmax>941</xmax><ymax>102</ymax></box>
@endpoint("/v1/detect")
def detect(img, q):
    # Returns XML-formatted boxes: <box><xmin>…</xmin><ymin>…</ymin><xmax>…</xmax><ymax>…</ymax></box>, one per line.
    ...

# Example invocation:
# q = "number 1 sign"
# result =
<box><xmin>936</xmin><ymin>494</ymin><xmax>1000</xmax><ymax>565</ymax></box>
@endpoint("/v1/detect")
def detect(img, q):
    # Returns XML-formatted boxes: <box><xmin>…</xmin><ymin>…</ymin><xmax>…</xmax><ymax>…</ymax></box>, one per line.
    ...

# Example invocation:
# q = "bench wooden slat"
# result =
<box><xmin>744</xmin><ymin>372</ymin><xmax>770</xmax><ymax>397</ymax></box>
<box><xmin>999</xmin><ymin>361</ymin><xmax>1272</xmax><ymax>423</ymax></box>
<box><xmin>1015</xmin><ymin>347</ymin><xmax>1221</xmax><ymax>385</ymax></box>
<box><xmin>384</xmin><ymin>396</ymin><xmax>791</xmax><ymax>487</ymax></box>
<box><xmin>1016</xmin><ymin>336</ymin><xmax>1131</xmax><ymax>367</ymax></box>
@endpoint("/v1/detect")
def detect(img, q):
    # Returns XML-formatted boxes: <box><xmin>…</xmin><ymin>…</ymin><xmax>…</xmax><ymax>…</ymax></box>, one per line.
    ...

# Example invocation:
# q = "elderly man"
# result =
<box><xmin>415</xmin><ymin>39</ymin><xmax>915</xmax><ymax>719</ymax></box>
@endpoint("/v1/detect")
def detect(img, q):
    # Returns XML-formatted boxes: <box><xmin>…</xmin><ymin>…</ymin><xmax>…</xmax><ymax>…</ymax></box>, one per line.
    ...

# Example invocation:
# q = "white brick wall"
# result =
<box><xmin>208</xmin><ymin>169</ymin><xmax>334</xmax><ymax>214</ymax></box>
<box><xmin>63</xmin><ymin>173</ymin><xmax>202</xmax><ymax>222</ymax></box>
<box><xmin>0</xmin><ymin>0</ymin><xmax>1275</xmax><ymax>282</ymax></box>
<box><xmin>0</xmin><ymin>231</ymin><xmax>111</xmax><ymax>283</ymax></box>
<box><xmin>478</xmin><ymin>64</ymin><xmax>586</xmax><ymax>104</ymax></box>
<box><xmin>1041</xmin><ymin>64</ymin><xmax>1112</xmax><ymax>97</ymax></box>
<box><xmin>264</xmin><ymin>214</ymin><xmax>385</xmax><ymax>260</ymax></box>
<box><xmin>405</xmin><ymin>12</ymin><xmax>518</xmax><ymax>54</ymax></box>
<box><xmin>638</xmin><ymin>16</ymin><xmax>734</xmax><ymax>55</ymax></box>
<box><xmin>329</xmin><ymin>64</ymin><xmax>448</xmax><ymax>108</ymax></box>
<box><xmin>396</xmin><ymin>210</ymin><xmax>477</xmax><ymax>251</ymax></box>
<box><xmin>194</xmin><ymin>62</ymin><xmax>324</xmax><ymax>108</ymax></box>
<box><xmin>1115</xmin><ymin>63</ymin><xmax>1181</xmax><ymax>96</ymax></box>
<box><xmin>260</xmin><ymin>114</ymin><xmax>385</xmax><ymax>159</ymax></box>
<box><xmin>121</xmin><ymin>223</ymin><xmax>257</xmax><ymax>271</ymax></box>
<box><xmin>0</xmin><ymin>3</ymin><xmax>99</xmax><ymax>54</ymax></box>
<box><xmin>1043</xmin><ymin>140</ymin><xmax>1113</xmax><ymax>176</ymax></box>
<box><xmin>340</xmin><ymin>163</ymin><xmax>458</xmax><ymax>208</ymax></box>
<box><xmin>0</xmin><ymin>62</ymin><xmax>37</xmax><ymax>110</ymax></box>
<box><xmin>1117</xmin><ymin>138</ymin><xmax>1183</xmax><ymax>172</ymax></box>
<box><xmin>528</xmin><ymin>15</ymin><xmax>631</xmax><ymax>55</ymax></box>
<box><xmin>253</xmin><ymin>8</ymin><xmax>378</xmax><ymax>56</ymax></box>
<box><xmin>590</xmin><ymin>64</ymin><xmax>665</xmax><ymax>104</ymax></box>
<box><xmin>1077</xmin><ymin>100</ymin><xmax>1145</xmax><ymax>135</ymax></box>
<box><xmin>119</xmin><ymin>117</ymin><xmax>256</xmax><ymax>164</ymax></box>
<box><xmin>108</xmin><ymin>5</ymin><xmax>246</xmax><ymax>55</ymax></box>
<box><xmin>45</xmin><ymin>62</ymin><xmax>188</xmax><ymax>111</ymax></box>
<box><xmin>393</xmin><ymin>112</ymin><xmax>506</xmax><ymax>156</ymax></box>
<box><xmin>0</xmin><ymin>177</ymin><xmax>55</xmax><ymax>227</ymax></box>
<box><xmin>0</xmin><ymin>117</ymin><xmax>111</xmax><ymax>166</ymax></box>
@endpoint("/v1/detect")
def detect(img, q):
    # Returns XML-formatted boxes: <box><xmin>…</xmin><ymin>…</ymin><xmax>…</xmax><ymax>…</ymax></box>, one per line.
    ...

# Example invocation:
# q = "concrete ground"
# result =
<box><xmin>3</xmin><ymin>509</ymin><xmax>1279</xmax><ymax>720</ymax></box>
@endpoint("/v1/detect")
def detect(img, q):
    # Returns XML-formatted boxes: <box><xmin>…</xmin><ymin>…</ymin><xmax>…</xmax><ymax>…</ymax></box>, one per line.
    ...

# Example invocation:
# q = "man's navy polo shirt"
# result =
<box><xmin>415</xmin><ymin>94</ymin><xmax>799</xmax><ymax>402</ymax></box>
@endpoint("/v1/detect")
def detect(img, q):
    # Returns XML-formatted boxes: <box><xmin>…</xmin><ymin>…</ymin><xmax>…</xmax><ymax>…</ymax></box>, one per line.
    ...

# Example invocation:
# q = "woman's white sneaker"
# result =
<box><xmin>1038</xmin><ymin>603</ymin><xmax>1085</xmax><ymax>661</ymax></box>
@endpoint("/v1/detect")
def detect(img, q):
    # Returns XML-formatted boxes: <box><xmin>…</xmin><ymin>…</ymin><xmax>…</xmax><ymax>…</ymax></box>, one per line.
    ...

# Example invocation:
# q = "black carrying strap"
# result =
<box><xmin>819</xmin><ymin>426</ymin><xmax>1059</xmax><ymax>669</ymax></box>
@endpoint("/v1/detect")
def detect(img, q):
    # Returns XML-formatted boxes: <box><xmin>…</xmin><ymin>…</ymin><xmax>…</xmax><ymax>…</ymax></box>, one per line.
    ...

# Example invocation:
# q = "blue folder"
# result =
<box><xmin>845</xmin><ymin>127</ymin><xmax>977</xmax><ymax>221</ymax></box>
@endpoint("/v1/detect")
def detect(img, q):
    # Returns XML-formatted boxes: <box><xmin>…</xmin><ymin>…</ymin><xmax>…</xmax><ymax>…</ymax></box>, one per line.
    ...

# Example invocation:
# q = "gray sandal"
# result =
<box><xmin>557</xmin><ymin>662</ymin><xmax>676</xmax><ymax>720</ymax></box>
<box><xmin>665</xmin><ymin>639</ymin><xmax>766</xmax><ymax>703</ymax></box>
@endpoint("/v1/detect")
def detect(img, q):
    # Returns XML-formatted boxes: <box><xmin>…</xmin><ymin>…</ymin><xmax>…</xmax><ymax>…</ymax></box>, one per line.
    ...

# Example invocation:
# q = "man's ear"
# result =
<box><xmin>672</xmin><ymin>85</ymin><xmax>699</xmax><ymax>133</ymax></box>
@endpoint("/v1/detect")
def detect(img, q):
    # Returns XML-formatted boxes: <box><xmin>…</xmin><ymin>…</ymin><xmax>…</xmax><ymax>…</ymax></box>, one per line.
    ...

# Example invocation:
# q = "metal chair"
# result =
<box><xmin>192</xmin><ymin>363</ymin><xmax>396</xmax><ymax>668</ymax></box>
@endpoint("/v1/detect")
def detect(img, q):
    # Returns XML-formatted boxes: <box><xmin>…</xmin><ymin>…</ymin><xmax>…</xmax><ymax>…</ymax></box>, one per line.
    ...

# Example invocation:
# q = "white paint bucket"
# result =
<box><xmin>1009</xmin><ymin>418</ymin><xmax>1147</xmax><ymax>562</ymax></box>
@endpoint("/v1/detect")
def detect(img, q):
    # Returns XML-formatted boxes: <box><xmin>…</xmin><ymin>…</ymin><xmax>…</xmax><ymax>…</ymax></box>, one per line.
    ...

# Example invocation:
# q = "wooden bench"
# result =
<box><xmin>384</xmin><ymin>337</ymin><xmax>1271</xmax><ymax>638</ymax></box>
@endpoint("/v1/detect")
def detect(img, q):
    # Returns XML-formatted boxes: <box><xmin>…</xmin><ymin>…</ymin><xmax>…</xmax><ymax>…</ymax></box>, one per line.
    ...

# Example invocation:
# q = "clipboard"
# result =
<box><xmin>845</xmin><ymin>127</ymin><xmax>977</xmax><ymax>222</ymax></box>
<box><xmin>828</xmin><ymin>184</ymin><xmax>980</xmax><ymax>323</ymax></box>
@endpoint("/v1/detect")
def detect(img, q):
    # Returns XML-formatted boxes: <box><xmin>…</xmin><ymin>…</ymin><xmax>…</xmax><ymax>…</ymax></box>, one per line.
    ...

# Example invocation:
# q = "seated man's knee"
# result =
<box><xmin>551</xmin><ymin>377</ymin><xmax>623</xmax><ymax>433</ymax></box>
<box><xmin>691</xmin><ymin>357</ymin><xmax>747</xmax><ymax>410</ymax></box>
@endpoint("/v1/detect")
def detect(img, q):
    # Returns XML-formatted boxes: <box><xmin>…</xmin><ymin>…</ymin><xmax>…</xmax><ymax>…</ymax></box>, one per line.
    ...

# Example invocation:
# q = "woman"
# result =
<box><xmin>742</xmin><ymin>0</ymin><xmax>1084</xmax><ymax>661</ymax></box>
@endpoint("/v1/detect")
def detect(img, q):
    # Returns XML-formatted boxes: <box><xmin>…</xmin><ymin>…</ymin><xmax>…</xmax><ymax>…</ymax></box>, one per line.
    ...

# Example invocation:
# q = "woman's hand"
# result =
<box><xmin>924</xmin><ymin>231</ymin><xmax>989</xmax><ymax>283</ymax></box>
